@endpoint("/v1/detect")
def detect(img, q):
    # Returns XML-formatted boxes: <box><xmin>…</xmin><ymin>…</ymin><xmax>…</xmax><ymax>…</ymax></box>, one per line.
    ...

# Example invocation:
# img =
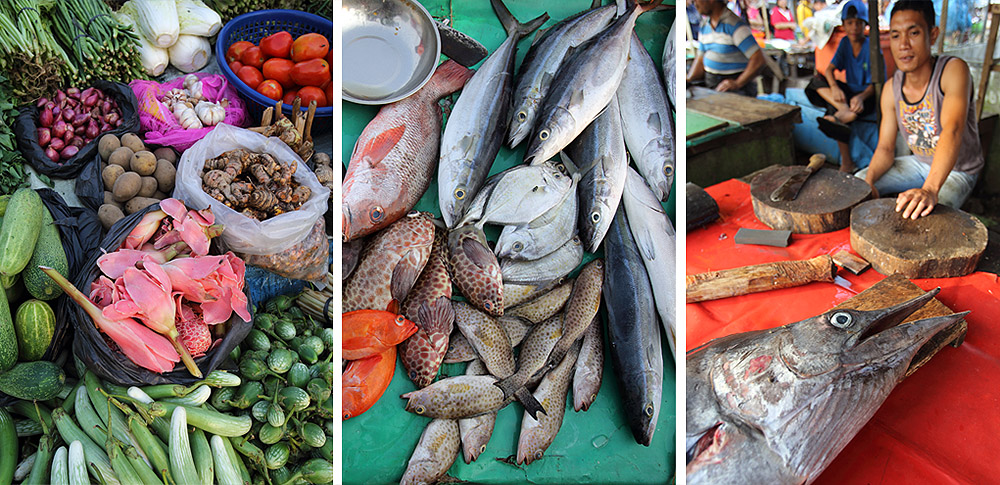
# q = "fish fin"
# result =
<box><xmin>646</xmin><ymin>112</ymin><xmax>662</xmax><ymax>133</ymax></box>
<box><xmin>557</xmin><ymin>152</ymin><xmax>580</xmax><ymax>177</ymax></box>
<box><xmin>490</xmin><ymin>0</ymin><xmax>549</xmax><ymax>38</ymax></box>
<box><xmin>494</xmin><ymin>375</ymin><xmax>520</xmax><ymax>401</ymax></box>
<box><xmin>515</xmin><ymin>387</ymin><xmax>546</xmax><ymax>419</ymax></box>
<box><xmin>462</xmin><ymin>237</ymin><xmax>498</xmax><ymax>271</ymax></box>
<box><xmin>384</xmin><ymin>299</ymin><xmax>400</xmax><ymax>315</ymax></box>
<box><xmin>616</xmin><ymin>0</ymin><xmax>627</xmax><ymax>16</ymax></box>
<box><xmin>425</xmin><ymin>60</ymin><xmax>474</xmax><ymax>99</ymax></box>
<box><xmin>592</xmin><ymin>0</ymin><xmax>602</xmax><ymax>9</ymax></box>
<box><xmin>359</xmin><ymin>125</ymin><xmax>405</xmax><ymax>165</ymax></box>
<box><xmin>634</xmin><ymin>226</ymin><xmax>658</xmax><ymax>262</ymax></box>
<box><xmin>390</xmin><ymin>255</ymin><xmax>423</xmax><ymax>304</ymax></box>
<box><xmin>531</xmin><ymin>26</ymin><xmax>550</xmax><ymax>46</ymax></box>
<box><xmin>569</xmin><ymin>89</ymin><xmax>586</xmax><ymax>110</ymax></box>
<box><xmin>641</xmin><ymin>0</ymin><xmax>665</xmax><ymax>13</ymax></box>
<box><xmin>418</xmin><ymin>297</ymin><xmax>456</xmax><ymax>334</ymax></box>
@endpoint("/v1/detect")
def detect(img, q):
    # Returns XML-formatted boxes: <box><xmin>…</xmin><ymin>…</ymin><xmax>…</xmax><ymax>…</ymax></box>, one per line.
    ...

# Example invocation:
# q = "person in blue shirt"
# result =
<box><xmin>687</xmin><ymin>0</ymin><xmax>765</xmax><ymax>97</ymax></box>
<box><xmin>806</xmin><ymin>0</ymin><xmax>878</xmax><ymax>171</ymax></box>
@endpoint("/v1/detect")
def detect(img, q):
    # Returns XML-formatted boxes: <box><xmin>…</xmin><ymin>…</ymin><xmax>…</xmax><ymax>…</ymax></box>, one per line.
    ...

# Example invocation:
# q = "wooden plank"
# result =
<box><xmin>832</xmin><ymin>250</ymin><xmax>871</xmax><ymax>275</ymax></box>
<box><xmin>850</xmin><ymin>199</ymin><xmax>988</xmax><ymax>278</ymax></box>
<box><xmin>734</xmin><ymin>228</ymin><xmax>792</xmax><ymax>247</ymax></box>
<box><xmin>686</xmin><ymin>255</ymin><xmax>836</xmax><ymax>303</ymax></box>
<box><xmin>687</xmin><ymin>91</ymin><xmax>800</xmax><ymax>126</ymax></box>
<box><xmin>686</xmin><ymin>111</ymin><xmax>731</xmax><ymax>139</ymax></box>
<box><xmin>750</xmin><ymin>167</ymin><xmax>872</xmax><ymax>233</ymax></box>
<box><xmin>831</xmin><ymin>274</ymin><xmax>967</xmax><ymax>377</ymax></box>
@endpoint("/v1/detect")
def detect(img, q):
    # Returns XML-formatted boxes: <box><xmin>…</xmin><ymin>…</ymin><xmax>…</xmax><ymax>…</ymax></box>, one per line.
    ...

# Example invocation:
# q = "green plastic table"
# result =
<box><xmin>342</xmin><ymin>2</ymin><xmax>676</xmax><ymax>483</ymax></box>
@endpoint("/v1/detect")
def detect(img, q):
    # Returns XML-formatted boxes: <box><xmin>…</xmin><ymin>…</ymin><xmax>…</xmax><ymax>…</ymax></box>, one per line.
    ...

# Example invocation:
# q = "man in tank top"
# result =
<box><xmin>855</xmin><ymin>0</ymin><xmax>983</xmax><ymax>219</ymax></box>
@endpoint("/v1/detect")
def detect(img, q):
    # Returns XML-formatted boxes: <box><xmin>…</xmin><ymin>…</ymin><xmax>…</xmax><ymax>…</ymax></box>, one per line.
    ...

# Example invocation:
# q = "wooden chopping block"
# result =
<box><xmin>750</xmin><ymin>166</ymin><xmax>871</xmax><ymax>233</ymax></box>
<box><xmin>832</xmin><ymin>274</ymin><xmax>967</xmax><ymax>377</ymax></box>
<box><xmin>850</xmin><ymin>199</ymin><xmax>987</xmax><ymax>278</ymax></box>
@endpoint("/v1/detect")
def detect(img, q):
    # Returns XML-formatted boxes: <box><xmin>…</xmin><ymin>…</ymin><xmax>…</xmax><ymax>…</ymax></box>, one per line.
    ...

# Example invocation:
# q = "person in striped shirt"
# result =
<box><xmin>686</xmin><ymin>0</ymin><xmax>765</xmax><ymax>96</ymax></box>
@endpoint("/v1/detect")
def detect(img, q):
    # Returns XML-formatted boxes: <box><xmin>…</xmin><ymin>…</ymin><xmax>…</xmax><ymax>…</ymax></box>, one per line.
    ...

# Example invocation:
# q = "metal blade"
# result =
<box><xmin>769</xmin><ymin>168</ymin><xmax>811</xmax><ymax>202</ymax></box>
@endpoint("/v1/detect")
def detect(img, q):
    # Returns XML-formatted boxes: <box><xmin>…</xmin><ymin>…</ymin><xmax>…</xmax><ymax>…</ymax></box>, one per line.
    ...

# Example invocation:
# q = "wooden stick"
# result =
<box><xmin>295</xmin><ymin>111</ymin><xmax>306</xmax><ymax>136</ymax></box>
<box><xmin>685</xmin><ymin>255</ymin><xmax>836</xmax><ymax>303</ymax></box>
<box><xmin>260</xmin><ymin>107</ymin><xmax>274</xmax><ymax>128</ymax></box>
<box><xmin>304</xmin><ymin>101</ymin><xmax>317</xmax><ymax>142</ymax></box>
<box><xmin>291</xmin><ymin>97</ymin><xmax>301</xmax><ymax>119</ymax></box>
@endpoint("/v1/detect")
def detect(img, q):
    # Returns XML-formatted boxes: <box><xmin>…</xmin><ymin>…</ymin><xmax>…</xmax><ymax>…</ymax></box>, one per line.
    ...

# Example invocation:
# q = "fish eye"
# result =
<box><xmin>534</xmin><ymin>450</ymin><xmax>543</xmax><ymax>460</ymax></box>
<box><xmin>594</xmin><ymin>259</ymin><xmax>603</xmax><ymax>268</ymax></box>
<box><xmin>369</xmin><ymin>206</ymin><xmax>384</xmax><ymax>223</ymax></box>
<box><xmin>344</xmin><ymin>412</ymin><xmax>351</xmax><ymax>419</ymax></box>
<box><xmin>555</xmin><ymin>163</ymin><xmax>566</xmax><ymax>174</ymax></box>
<box><xmin>480</xmin><ymin>445</ymin><xmax>487</xmax><ymax>453</ymax></box>
<box><xmin>395</xmin><ymin>315</ymin><xmax>406</xmax><ymax>326</ymax></box>
<box><xmin>830</xmin><ymin>311</ymin><xmax>853</xmax><ymax>328</ymax></box>
<box><xmin>539</xmin><ymin>130</ymin><xmax>549</xmax><ymax>140</ymax></box>
<box><xmin>483</xmin><ymin>301</ymin><xmax>492</xmax><ymax>310</ymax></box>
<box><xmin>663</xmin><ymin>164</ymin><xmax>674</xmax><ymax>177</ymax></box>
<box><xmin>590</xmin><ymin>211</ymin><xmax>601</xmax><ymax>223</ymax></box>
<box><xmin>414</xmin><ymin>405</ymin><xmax>425</xmax><ymax>415</ymax></box>
<box><xmin>644</xmin><ymin>403</ymin><xmax>654</xmax><ymax>417</ymax></box>
<box><xmin>512</xmin><ymin>242</ymin><xmax>523</xmax><ymax>252</ymax></box>
<box><xmin>572</xmin><ymin>236</ymin><xmax>581</xmax><ymax>243</ymax></box>
<box><xmin>517</xmin><ymin>111</ymin><xmax>527</xmax><ymax>122</ymax></box>
<box><xmin>454</xmin><ymin>188</ymin><xmax>466</xmax><ymax>200</ymax></box>
<box><xmin>409</xmin><ymin>370</ymin><xmax>418</xmax><ymax>379</ymax></box>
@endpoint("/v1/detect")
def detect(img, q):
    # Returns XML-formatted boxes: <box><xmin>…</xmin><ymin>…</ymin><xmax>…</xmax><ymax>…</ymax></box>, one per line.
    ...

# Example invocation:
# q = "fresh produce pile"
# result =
<box><xmin>47</xmin><ymin>0</ymin><xmax>145</xmax><ymax>87</ymax></box>
<box><xmin>99</xmin><ymin>133</ymin><xmax>179</xmax><ymax>228</ymax></box>
<box><xmin>160</xmin><ymin>74</ymin><xmax>229</xmax><ymax>130</ymax></box>
<box><xmin>0</xmin><ymin>80</ymin><xmax>30</xmax><ymax>195</ymax></box>
<box><xmin>343</xmin><ymin>0</ymin><xmax>675</xmax><ymax>482</ymax></box>
<box><xmin>35</xmin><ymin>87</ymin><xmax>125</xmax><ymax>163</ymax></box>
<box><xmin>201</xmin><ymin>148</ymin><xmax>313</xmax><ymax>220</ymax></box>
<box><xmin>226</xmin><ymin>31</ymin><xmax>332</xmax><ymax>107</ymax></box>
<box><xmin>204</xmin><ymin>0</ymin><xmax>332</xmax><ymax>21</ymax></box>
<box><xmin>117</xmin><ymin>0</ymin><xmax>223</xmax><ymax>75</ymax></box>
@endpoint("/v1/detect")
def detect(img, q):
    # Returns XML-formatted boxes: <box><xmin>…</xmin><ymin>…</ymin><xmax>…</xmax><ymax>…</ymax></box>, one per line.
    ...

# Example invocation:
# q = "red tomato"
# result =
<box><xmin>282</xmin><ymin>89</ymin><xmax>299</xmax><ymax>106</ymax></box>
<box><xmin>226</xmin><ymin>41</ymin><xmax>253</xmax><ymax>63</ymax></box>
<box><xmin>260</xmin><ymin>31</ymin><xmax>293</xmax><ymax>59</ymax></box>
<box><xmin>228</xmin><ymin>60</ymin><xmax>244</xmax><ymax>73</ymax></box>
<box><xmin>241</xmin><ymin>46</ymin><xmax>265</xmax><ymax>69</ymax></box>
<box><xmin>323</xmin><ymin>81</ymin><xmax>332</xmax><ymax>105</ymax></box>
<box><xmin>297</xmin><ymin>86</ymin><xmax>328</xmax><ymax>108</ymax></box>
<box><xmin>291</xmin><ymin>59</ymin><xmax>330</xmax><ymax>87</ymax></box>
<box><xmin>262</xmin><ymin>58</ymin><xmax>295</xmax><ymax>89</ymax></box>
<box><xmin>236</xmin><ymin>66</ymin><xmax>264</xmax><ymax>90</ymax></box>
<box><xmin>257</xmin><ymin>80</ymin><xmax>283</xmax><ymax>101</ymax></box>
<box><xmin>291</xmin><ymin>33</ymin><xmax>330</xmax><ymax>63</ymax></box>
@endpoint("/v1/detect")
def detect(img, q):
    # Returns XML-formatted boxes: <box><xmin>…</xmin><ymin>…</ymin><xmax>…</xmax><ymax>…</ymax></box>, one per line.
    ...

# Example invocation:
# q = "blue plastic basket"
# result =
<box><xmin>216</xmin><ymin>9</ymin><xmax>333</xmax><ymax>122</ymax></box>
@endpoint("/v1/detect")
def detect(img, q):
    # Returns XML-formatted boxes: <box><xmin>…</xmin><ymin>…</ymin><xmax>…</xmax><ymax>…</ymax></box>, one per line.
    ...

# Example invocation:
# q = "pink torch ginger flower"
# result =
<box><xmin>121</xmin><ymin>266</ymin><xmax>203</xmax><ymax>377</ymax></box>
<box><xmin>175</xmin><ymin>296</ymin><xmax>212</xmax><ymax>356</ymax></box>
<box><xmin>123</xmin><ymin>210</ymin><xmax>168</xmax><ymax>250</ymax></box>
<box><xmin>40</xmin><ymin>267</ymin><xmax>179</xmax><ymax>373</ymax></box>
<box><xmin>198</xmin><ymin>253</ymin><xmax>251</xmax><ymax>324</ymax></box>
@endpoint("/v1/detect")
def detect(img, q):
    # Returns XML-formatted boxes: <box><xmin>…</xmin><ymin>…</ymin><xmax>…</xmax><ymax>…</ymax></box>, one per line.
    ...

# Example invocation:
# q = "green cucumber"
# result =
<box><xmin>67</xmin><ymin>441</ymin><xmax>87</xmax><ymax>485</ymax></box>
<box><xmin>0</xmin><ymin>279</ymin><xmax>16</xmax><ymax>373</ymax></box>
<box><xmin>50</xmin><ymin>446</ymin><xmax>68</xmax><ymax>485</ymax></box>
<box><xmin>0</xmin><ymin>408</ymin><xmax>17</xmax><ymax>485</ymax></box>
<box><xmin>0</xmin><ymin>361</ymin><xmax>66</xmax><ymax>400</ymax></box>
<box><xmin>0</xmin><ymin>188</ymin><xmax>45</xmax><ymax>277</ymax></box>
<box><xmin>14</xmin><ymin>299</ymin><xmax>56</xmax><ymax>361</ymax></box>
<box><xmin>168</xmin><ymin>407</ymin><xmax>200</xmax><ymax>485</ymax></box>
<box><xmin>190</xmin><ymin>427</ymin><xmax>214</xmax><ymax>485</ymax></box>
<box><xmin>23</xmin><ymin>208</ymin><xmax>69</xmax><ymax>301</ymax></box>
<box><xmin>210</xmin><ymin>435</ymin><xmax>243</xmax><ymax>485</ymax></box>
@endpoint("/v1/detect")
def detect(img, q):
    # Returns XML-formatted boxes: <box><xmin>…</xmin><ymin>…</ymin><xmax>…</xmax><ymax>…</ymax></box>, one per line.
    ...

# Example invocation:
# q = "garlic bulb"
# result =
<box><xmin>183</xmin><ymin>74</ymin><xmax>203</xmax><ymax>100</ymax></box>
<box><xmin>194</xmin><ymin>100</ymin><xmax>225</xmax><ymax>126</ymax></box>
<box><xmin>173</xmin><ymin>102</ymin><xmax>203</xmax><ymax>129</ymax></box>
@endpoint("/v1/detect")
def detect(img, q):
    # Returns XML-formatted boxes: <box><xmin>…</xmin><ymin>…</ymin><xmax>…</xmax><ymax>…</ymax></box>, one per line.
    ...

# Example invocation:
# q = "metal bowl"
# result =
<box><xmin>342</xmin><ymin>0</ymin><xmax>441</xmax><ymax>105</ymax></box>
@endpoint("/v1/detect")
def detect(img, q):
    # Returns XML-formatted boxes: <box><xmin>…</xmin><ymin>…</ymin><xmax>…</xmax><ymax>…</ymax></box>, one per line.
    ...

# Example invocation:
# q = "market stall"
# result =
<box><xmin>342</xmin><ymin>0</ymin><xmax>676</xmax><ymax>483</ymax></box>
<box><xmin>687</xmin><ymin>178</ymin><xmax>1000</xmax><ymax>483</ymax></box>
<box><xmin>0</xmin><ymin>2</ymin><xmax>334</xmax><ymax>484</ymax></box>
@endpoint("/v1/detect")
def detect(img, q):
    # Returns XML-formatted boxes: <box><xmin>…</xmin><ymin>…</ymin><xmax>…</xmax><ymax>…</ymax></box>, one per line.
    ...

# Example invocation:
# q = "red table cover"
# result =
<box><xmin>687</xmin><ymin>179</ymin><xmax>1000</xmax><ymax>484</ymax></box>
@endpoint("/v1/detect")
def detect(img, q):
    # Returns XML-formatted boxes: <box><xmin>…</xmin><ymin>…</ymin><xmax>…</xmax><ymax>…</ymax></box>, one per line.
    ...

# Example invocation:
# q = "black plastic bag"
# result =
<box><xmin>69</xmin><ymin>202</ymin><xmax>254</xmax><ymax>386</ymax></box>
<box><xmin>0</xmin><ymin>189</ymin><xmax>102</xmax><ymax>405</ymax></box>
<box><xmin>14</xmin><ymin>80</ymin><xmax>140</xmax><ymax>179</ymax></box>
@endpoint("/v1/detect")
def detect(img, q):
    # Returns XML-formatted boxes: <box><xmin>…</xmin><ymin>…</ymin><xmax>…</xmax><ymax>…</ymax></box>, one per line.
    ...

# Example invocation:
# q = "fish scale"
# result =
<box><xmin>539</xmin><ymin>258</ymin><xmax>604</xmax><ymax>374</ymax></box>
<box><xmin>343</xmin><ymin>61</ymin><xmax>474</xmax><ymax>241</ymax></box>
<box><xmin>516</xmin><ymin>341</ymin><xmax>582</xmax><ymax>465</ymax></box>
<box><xmin>448</xmin><ymin>224</ymin><xmax>504</xmax><ymax>315</ymax></box>
<box><xmin>500</xmin><ymin>235</ymin><xmax>584</xmax><ymax>285</ymax></box>
<box><xmin>507</xmin><ymin>280</ymin><xmax>573</xmax><ymax>323</ymax></box>
<box><xmin>573</xmin><ymin>315</ymin><xmax>603</xmax><ymax>411</ymax></box>
<box><xmin>402</xmin><ymin>375</ymin><xmax>511</xmax><ymax>419</ymax></box>
<box><xmin>344</xmin><ymin>212</ymin><xmax>435</xmax><ymax>313</ymax></box>
<box><xmin>495</xmin><ymin>171</ymin><xmax>580</xmax><ymax>261</ymax></box>
<box><xmin>401</xmin><ymin>230</ymin><xmax>455</xmax><ymax>388</ymax></box>
<box><xmin>400</xmin><ymin>418</ymin><xmax>461</xmax><ymax>485</ymax></box>
<box><xmin>453</xmin><ymin>302</ymin><xmax>516</xmax><ymax>378</ymax></box>
<box><xmin>444</xmin><ymin>316</ymin><xmax>534</xmax><ymax>364</ymax></box>
<box><xmin>497</xmin><ymin>315</ymin><xmax>563</xmax><ymax>399</ymax></box>
<box><xmin>458</xmin><ymin>359</ymin><xmax>497</xmax><ymax>463</ymax></box>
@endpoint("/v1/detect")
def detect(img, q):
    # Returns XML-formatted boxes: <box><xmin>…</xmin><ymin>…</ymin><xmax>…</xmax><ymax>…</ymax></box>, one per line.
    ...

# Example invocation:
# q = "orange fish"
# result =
<box><xmin>343</xmin><ymin>309</ymin><xmax>418</xmax><ymax>360</ymax></box>
<box><xmin>343</xmin><ymin>60</ymin><xmax>474</xmax><ymax>241</ymax></box>
<box><xmin>342</xmin><ymin>346</ymin><xmax>396</xmax><ymax>420</ymax></box>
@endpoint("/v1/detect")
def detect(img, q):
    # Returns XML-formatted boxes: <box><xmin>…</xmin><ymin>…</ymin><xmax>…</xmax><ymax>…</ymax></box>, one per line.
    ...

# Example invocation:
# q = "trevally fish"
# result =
<box><xmin>569</xmin><ymin>95</ymin><xmax>627</xmax><ymax>253</ymax></box>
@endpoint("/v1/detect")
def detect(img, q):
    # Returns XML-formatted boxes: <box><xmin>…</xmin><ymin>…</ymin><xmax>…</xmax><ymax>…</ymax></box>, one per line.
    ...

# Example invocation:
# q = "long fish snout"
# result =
<box><xmin>846</xmin><ymin>288</ymin><xmax>941</xmax><ymax>346</ymax></box>
<box><xmin>843</xmin><ymin>311</ymin><xmax>969</xmax><ymax>367</ymax></box>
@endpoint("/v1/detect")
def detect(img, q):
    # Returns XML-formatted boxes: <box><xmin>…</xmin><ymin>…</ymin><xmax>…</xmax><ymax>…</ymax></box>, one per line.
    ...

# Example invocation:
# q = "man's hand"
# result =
<box><xmin>715</xmin><ymin>79</ymin><xmax>738</xmax><ymax>92</ymax></box>
<box><xmin>867</xmin><ymin>181</ymin><xmax>879</xmax><ymax>199</ymax></box>
<box><xmin>849</xmin><ymin>95</ymin><xmax>864</xmax><ymax>113</ymax></box>
<box><xmin>830</xmin><ymin>86</ymin><xmax>846</xmax><ymax>104</ymax></box>
<box><xmin>895</xmin><ymin>188</ymin><xmax>938</xmax><ymax>219</ymax></box>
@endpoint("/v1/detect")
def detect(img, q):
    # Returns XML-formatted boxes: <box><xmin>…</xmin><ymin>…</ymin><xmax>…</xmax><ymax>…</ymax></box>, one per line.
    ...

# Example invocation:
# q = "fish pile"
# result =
<box><xmin>687</xmin><ymin>291</ymin><xmax>968</xmax><ymax>484</ymax></box>
<box><xmin>342</xmin><ymin>0</ymin><xmax>676</xmax><ymax>481</ymax></box>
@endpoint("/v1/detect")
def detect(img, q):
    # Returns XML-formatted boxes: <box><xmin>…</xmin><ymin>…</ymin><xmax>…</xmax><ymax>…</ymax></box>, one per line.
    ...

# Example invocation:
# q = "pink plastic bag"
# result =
<box><xmin>130</xmin><ymin>74</ymin><xmax>251</xmax><ymax>152</ymax></box>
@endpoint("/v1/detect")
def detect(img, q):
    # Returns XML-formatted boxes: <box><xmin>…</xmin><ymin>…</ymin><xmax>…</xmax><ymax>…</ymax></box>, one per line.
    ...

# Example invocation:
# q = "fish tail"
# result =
<box><xmin>423</xmin><ymin>60</ymin><xmax>475</xmax><ymax>101</ymax></box>
<box><xmin>494</xmin><ymin>374</ymin><xmax>522</xmax><ymax>401</ymax></box>
<box><xmin>490</xmin><ymin>0</ymin><xmax>549</xmax><ymax>39</ymax></box>
<box><xmin>515</xmin><ymin>387</ymin><xmax>547</xmax><ymax>419</ymax></box>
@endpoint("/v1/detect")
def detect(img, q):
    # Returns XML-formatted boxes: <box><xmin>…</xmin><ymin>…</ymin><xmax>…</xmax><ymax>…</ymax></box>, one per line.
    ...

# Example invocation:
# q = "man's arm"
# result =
<box><xmin>717</xmin><ymin>49</ymin><xmax>763</xmax><ymax>91</ymax></box>
<box><xmin>864</xmin><ymin>78</ymin><xmax>899</xmax><ymax>197</ymax></box>
<box><xmin>824</xmin><ymin>62</ymin><xmax>845</xmax><ymax>103</ymax></box>
<box><xmin>688</xmin><ymin>52</ymin><xmax>706</xmax><ymax>83</ymax></box>
<box><xmin>849</xmin><ymin>84</ymin><xmax>875</xmax><ymax>112</ymax></box>
<box><xmin>895</xmin><ymin>58</ymin><xmax>971</xmax><ymax>219</ymax></box>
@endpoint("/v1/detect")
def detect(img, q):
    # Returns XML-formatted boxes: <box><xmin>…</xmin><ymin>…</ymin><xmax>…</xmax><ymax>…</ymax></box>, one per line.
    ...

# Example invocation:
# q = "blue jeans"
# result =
<box><xmin>854</xmin><ymin>155</ymin><xmax>978</xmax><ymax>209</ymax></box>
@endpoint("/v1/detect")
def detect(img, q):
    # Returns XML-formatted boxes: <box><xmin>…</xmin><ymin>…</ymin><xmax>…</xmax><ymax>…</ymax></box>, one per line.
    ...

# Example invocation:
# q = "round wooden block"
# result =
<box><xmin>750</xmin><ymin>167</ymin><xmax>872</xmax><ymax>233</ymax></box>
<box><xmin>850</xmin><ymin>199</ymin><xmax>987</xmax><ymax>278</ymax></box>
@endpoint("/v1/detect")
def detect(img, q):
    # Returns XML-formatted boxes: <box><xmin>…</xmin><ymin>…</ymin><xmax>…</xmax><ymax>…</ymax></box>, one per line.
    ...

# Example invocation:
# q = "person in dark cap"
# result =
<box><xmin>805</xmin><ymin>0</ymin><xmax>878</xmax><ymax>172</ymax></box>
<box><xmin>854</xmin><ymin>0</ymin><xmax>983</xmax><ymax>218</ymax></box>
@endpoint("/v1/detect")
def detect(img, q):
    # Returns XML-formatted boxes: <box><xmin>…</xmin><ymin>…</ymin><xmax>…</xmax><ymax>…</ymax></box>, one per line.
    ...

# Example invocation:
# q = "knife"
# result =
<box><xmin>435</xmin><ymin>20</ymin><xmax>488</xmax><ymax>67</ymax></box>
<box><xmin>770</xmin><ymin>154</ymin><xmax>827</xmax><ymax>202</ymax></box>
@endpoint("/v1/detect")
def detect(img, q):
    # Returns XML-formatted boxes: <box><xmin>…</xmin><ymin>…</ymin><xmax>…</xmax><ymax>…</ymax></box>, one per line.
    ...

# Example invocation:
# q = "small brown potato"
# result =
<box><xmin>112</xmin><ymin>172</ymin><xmax>141</xmax><ymax>202</ymax></box>
<box><xmin>125</xmin><ymin>197</ymin><xmax>160</xmax><ymax>215</ymax></box>
<box><xmin>98</xmin><ymin>204</ymin><xmax>125</xmax><ymax>230</ymax></box>
<box><xmin>138</xmin><ymin>176</ymin><xmax>158</xmax><ymax>198</ymax></box>
<box><xmin>131</xmin><ymin>151</ymin><xmax>157</xmax><ymax>176</ymax></box>
<box><xmin>154</xmin><ymin>159</ymin><xmax>176</xmax><ymax>193</ymax></box>
<box><xmin>103</xmin><ymin>191</ymin><xmax>123</xmax><ymax>210</ymax></box>
<box><xmin>153</xmin><ymin>190</ymin><xmax>168</xmax><ymax>199</ymax></box>
<box><xmin>109</xmin><ymin>147</ymin><xmax>133</xmax><ymax>168</ymax></box>
<box><xmin>102</xmin><ymin>164</ymin><xmax>125</xmax><ymax>190</ymax></box>
<box><xmin>153</xmin><ymin>147</ymin><xmax>177</xmax><ymax>165</ymax></box>
<box><xmin>98</xmin><ymin>134</ymin><xmax>121</xmax><ymax>162</ymax></box>
<box><xmin>120</xmin><ymin>133</ymin><xmax>145</xmax><ymax>153</ymax></box>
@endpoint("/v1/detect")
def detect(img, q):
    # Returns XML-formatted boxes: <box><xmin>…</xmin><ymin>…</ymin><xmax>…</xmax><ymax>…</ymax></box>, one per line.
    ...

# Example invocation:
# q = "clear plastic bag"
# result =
<box><xmin>173</xmin><ymin>123</ymin><xmax>331</xmax><ymax>255</ymax></box>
